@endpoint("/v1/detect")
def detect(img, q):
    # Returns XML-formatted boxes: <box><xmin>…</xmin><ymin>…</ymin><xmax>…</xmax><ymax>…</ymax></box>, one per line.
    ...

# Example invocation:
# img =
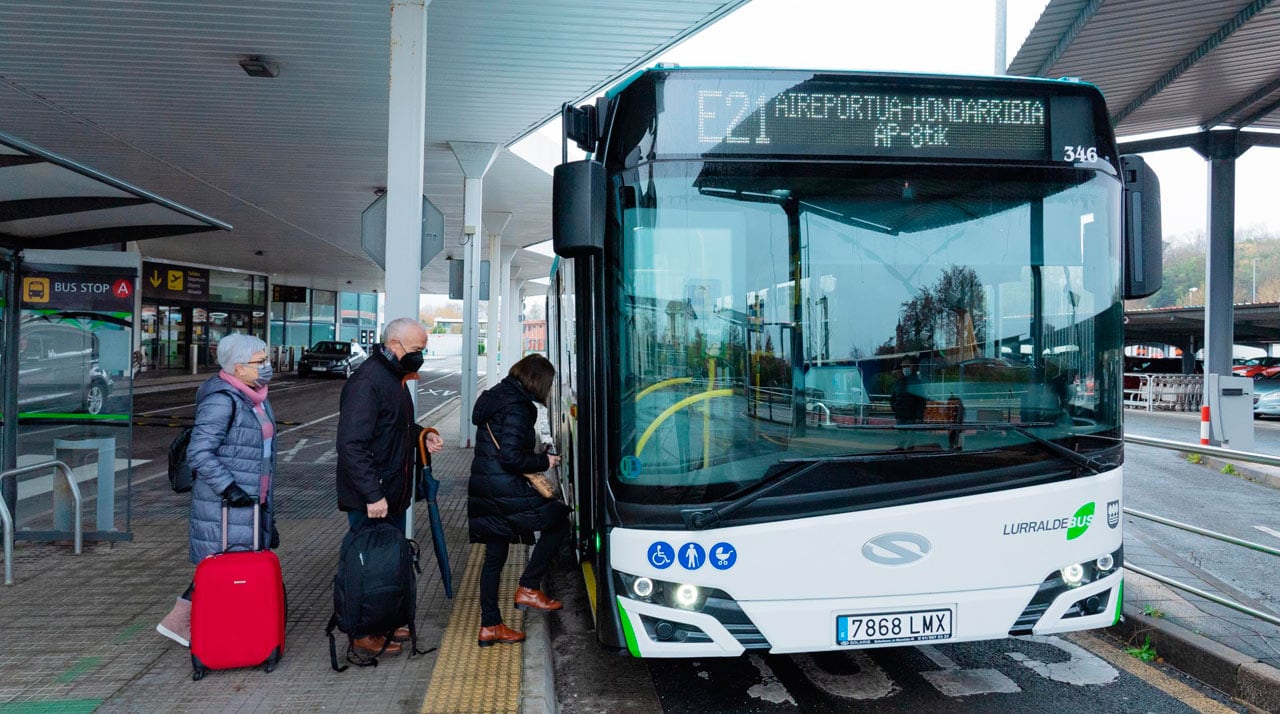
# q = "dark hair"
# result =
<box><xmin>509</xmin><ymin>354</ymin><xmax>555</xmax><ymax>404</ymax></box>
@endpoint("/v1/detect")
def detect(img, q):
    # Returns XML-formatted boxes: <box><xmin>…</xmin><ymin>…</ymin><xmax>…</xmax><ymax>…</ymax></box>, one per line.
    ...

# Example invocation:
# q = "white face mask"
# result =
<box><xmin>902</xmin><ymin>367</ymin><xmax>914</xmax><ymax>376</ymax></box>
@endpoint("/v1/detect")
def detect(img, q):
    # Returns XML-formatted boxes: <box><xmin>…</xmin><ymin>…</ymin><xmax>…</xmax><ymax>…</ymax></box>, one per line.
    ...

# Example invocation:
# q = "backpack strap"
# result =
<box><xmin>326</xmin><ymin>614</ymin><xmax>348</xmax><ymax>672</ymax></box>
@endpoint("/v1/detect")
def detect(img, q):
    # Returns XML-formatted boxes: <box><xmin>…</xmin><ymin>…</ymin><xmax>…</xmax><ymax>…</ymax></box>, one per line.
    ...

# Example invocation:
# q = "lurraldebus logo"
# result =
<box><xmin>1002</xmin><ymin>501</ymin><xmax>1095</xmax><ymax>541</ymax></box>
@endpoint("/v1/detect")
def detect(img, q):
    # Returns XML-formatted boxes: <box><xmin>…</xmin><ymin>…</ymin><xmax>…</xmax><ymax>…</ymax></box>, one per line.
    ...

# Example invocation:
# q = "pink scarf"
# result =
<box><xmin>219</xmin><ymin>371</ymin><xmax>274</xmax><ymax>440</ymax></box>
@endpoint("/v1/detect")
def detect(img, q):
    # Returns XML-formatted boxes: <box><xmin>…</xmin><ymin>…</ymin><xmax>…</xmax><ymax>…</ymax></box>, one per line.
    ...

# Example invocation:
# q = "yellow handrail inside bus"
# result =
<box><xmin>635</xmin><ymin>377</ymin><xmax>693</xmax><ymax>402</ymax></box>
<box><xmin>635</xmin><ymin>389</ymin><xmax>732</xmax><ymax>458</ymax></box>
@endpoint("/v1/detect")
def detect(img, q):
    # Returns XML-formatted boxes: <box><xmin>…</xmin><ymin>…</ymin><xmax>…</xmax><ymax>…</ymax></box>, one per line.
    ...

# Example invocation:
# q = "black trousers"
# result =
<box><xmin>479</xmin><ymin>515</ymin><xmax>569</xmax><ymax>627</ymax></box>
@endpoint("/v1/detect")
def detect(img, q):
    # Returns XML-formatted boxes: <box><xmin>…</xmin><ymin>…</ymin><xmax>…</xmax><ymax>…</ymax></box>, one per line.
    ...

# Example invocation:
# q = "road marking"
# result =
<box><xmin>278</xmin><ymin>411</ymin><xmax>341</xmax><ymax>436</ymax></box>
<box><xmin>279</xmin><ymin>437</ymin><xmax>310</xmax><ymax>463</ymax></box>
<box><xmin>1254</xmin><ymin>525</ymin><xmax>1280</xmax><ymax>541</ymax></box>
<box><xmin>917</xmin><ymin>645</ymin><xmax>1021</xmax><ymax>697</ymax></box>
<box><xmin>1068</xmin><ymin>631</ymin><xmax>1241</xmax><ymax>714</ymax></box>
<box><xmin>56</xmin><ymin>656</ymin><xmax>103</xmax><ymax>683</ymax></box>
<box><xmin>1007</xmin><ymin>635</ymin><xmax>1118</xmax><ymax>685</ymax></box>
<box><xmin>794</xmin><ymin>652</ymin><xmax>899</xmax><ymax>700</ymax></box>
<box><xmin>746</xmin><ymin>654</ymin><xmax>796</xmax><ymax>706</ymax></box>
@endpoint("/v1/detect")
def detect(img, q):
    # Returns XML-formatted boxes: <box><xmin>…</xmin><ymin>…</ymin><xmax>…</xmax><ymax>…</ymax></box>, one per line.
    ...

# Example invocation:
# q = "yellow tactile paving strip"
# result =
<box><xmin>421</xmin><ymin>543</ymin><xmax>528</xmax><ymax>714</ymax></box>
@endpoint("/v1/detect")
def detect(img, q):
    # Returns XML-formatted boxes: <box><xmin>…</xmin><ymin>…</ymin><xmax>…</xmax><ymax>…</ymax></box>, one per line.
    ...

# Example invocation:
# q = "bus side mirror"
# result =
<box><xmin>553</xmin><ymin>160</ymin><xmax>605</xmax><ymax>257</ymax></box>
<box><xmin>1121</xmin><ymin>154</ymin><xmax>1162</xmax><ymax>299</ymax></box>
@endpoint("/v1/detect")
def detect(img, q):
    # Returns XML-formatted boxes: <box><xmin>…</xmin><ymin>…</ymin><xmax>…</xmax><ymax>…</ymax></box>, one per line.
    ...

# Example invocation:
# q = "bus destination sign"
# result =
<box><xmin>667</xmin><ymin>77</ymin><xmax>1051</xmax><ymax>161</ymax></box>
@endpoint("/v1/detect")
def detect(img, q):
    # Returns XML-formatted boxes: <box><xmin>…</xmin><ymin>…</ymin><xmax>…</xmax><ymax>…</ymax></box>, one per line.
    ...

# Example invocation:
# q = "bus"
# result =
<box><xmin>546</xmin><ymin>67</ymin><xmax>1162</xmax><ymax>658</ymax></box>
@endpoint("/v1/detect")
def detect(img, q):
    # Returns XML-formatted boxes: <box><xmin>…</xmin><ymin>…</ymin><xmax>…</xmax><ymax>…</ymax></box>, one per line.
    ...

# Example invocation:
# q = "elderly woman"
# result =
<box><xmin>156</xmin><ymin>334</ymin><xmax>278</xmax><ymax>647</ymax></box>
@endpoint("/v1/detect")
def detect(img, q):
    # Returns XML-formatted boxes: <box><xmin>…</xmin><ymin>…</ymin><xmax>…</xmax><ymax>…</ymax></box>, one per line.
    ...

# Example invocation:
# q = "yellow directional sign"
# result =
<box><xmin>149</xmin><ymin>270</ymin><xmax>163</xmax><ymax>288</ymax></box>
<box><xmin>167</xmin><ymin>270</ymin><xmax>184</xmax><ymax>291</ymax></box>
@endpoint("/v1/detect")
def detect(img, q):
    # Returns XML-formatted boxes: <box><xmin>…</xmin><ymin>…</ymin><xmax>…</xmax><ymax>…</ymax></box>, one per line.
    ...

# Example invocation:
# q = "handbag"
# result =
<box><xmin>485</xmin><ymin>423</ymin><xmax>559</xmax><ymax>500</ymax></box>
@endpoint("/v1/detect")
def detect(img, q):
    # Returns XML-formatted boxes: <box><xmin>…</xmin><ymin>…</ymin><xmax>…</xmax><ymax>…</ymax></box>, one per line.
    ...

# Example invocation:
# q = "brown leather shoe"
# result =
<box><xmin>352</xmin><ymin>635</ymin><xmax>402</xmax><ymax>656</ymax></box>
<box><xmin>477</xmin><ymin>623</ymin><xmax>525</xmax><ymax>647</ymax></box>
<box><xmin>391</xmin><ymin>626</ymin><xmax>411</xmax><ymax>642</ymax></box>
<box><xmin>514</xmin><ymin>586</ymin><xmax>563</xmax><ymax>611</ymax></box>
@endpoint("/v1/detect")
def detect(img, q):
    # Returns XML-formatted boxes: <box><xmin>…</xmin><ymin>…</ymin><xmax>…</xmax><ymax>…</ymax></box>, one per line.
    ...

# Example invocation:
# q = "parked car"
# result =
<box><xmin>297</xmin><ymin>340</ymin><xmax>367</xmax><ymax>378</ymax></box>
<box><xmin>1232</xmin><ymin>356</ymin><xmax>1280</xmax><ymax>378</ymax></box>
<box><xmin>1253</xmin><ymin>373</ymin><xmax>1280</xmax><ymax>418</ymax></box>
<box><xmin>18</xmin><ymin>322</ymin><xmax>113</xmax><ymax>415</ymax></box>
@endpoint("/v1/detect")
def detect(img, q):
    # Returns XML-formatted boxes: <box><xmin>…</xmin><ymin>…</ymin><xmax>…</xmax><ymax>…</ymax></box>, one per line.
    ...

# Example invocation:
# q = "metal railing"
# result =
<box><xmin>1</xmin><ymin>460</ymin><xmax>82</xmax><ymax>586</ymax></box>
<box><xmin>1122</xmin><ymin>434</ymin><xmax>1280</xmax><ymax>626</ymax></box>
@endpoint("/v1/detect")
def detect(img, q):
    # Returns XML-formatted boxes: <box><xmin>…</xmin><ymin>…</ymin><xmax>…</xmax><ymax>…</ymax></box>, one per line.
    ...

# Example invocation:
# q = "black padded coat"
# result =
<box><xmin>336</xmin><ymin>346</ymin><xmax>417</xmax><ymax>516</ymax></box>
<box><xmin>468</xmin><ymin>376</ymin><xmax>567</xmax><ymax>543</ymax></box>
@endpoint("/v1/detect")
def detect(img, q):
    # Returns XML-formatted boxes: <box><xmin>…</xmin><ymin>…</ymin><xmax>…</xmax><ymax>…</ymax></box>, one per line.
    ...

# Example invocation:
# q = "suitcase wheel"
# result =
<box><xmin>191</xmin><ymin>653</ymin><xmax>206</xmax><ymax>681</ymax></box>
<box><xmin>263</xmin><ymin>646</ymin><xmax>281</xmax><ymax>673</ymax></box>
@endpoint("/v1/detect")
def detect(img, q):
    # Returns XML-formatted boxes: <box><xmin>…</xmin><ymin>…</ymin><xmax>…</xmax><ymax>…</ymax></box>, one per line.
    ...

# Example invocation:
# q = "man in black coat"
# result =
<box><xmin>336</xmin><ymin>317</ymin><xmax>443</xmax><ymax>654</ymax></box>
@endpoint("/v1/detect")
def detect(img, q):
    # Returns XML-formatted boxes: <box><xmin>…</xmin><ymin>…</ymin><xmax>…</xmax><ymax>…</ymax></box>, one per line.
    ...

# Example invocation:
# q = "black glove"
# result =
<box><xmin>222</xmin><ymin>483</ymin><xmax>254</xmax><ymax>508</ymax></box>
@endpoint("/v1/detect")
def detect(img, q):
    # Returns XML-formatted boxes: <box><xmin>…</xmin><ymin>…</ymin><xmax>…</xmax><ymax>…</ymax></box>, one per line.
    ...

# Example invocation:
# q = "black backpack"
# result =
<box><xmin>168</xmin><ymin>394</ymin><xmax>236</xmax><ymax>493</ymax></box>
<box><xmin>326</xmin><ymin>520</ymin><xmax>430</xmax><ymax>670</ymax></box>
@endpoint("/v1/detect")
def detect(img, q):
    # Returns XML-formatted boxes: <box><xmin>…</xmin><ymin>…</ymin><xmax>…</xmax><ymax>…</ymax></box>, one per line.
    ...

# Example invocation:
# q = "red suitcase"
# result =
<box><xmin>190</xmin><ymin>502</ymin><xmax>285</xmax><ymax>680</ymax></box>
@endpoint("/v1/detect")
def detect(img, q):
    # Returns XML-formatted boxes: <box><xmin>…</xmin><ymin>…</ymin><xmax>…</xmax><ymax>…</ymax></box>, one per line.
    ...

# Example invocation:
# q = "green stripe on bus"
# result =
<box><xmin>1113</xmin><ymin>579</ymin><xmax>1124</xmax><ymax>626</ymax></box>
<box><xmin>616</xmin><ymin>597</ymin><xmax>641</xmax><ymax>657</ymax></box>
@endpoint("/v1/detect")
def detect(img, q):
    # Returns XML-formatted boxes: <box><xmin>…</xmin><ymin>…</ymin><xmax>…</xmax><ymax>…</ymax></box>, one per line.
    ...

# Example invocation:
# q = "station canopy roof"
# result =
<box><xmin>0</xmin><ymin>1</ymin><xmax>749</xmax><ymax>294</ymax></box>
<box><xmin>0</xmin><ymin>130</ymin><xmax>228</xmax><ymax>251</ymax></box>
<box><xmin>1009</xmin><ymin>0</ymin><xmax>1280</xmax><ymax>144</ymax></box>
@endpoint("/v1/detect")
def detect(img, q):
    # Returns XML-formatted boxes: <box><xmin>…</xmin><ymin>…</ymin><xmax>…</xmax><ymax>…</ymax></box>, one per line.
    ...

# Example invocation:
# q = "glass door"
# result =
<box><xmin>156</xmin><ymin>305</ymin><xmax>187</xmax><ymax>370</ymax></box>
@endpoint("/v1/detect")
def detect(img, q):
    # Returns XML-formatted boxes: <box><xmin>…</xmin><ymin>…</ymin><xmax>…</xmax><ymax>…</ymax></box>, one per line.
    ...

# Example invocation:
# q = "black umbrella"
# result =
<box><xmin>416</xmin><ymin>429</ymin><xmax>453</xmax><ymax>598</ymax></box>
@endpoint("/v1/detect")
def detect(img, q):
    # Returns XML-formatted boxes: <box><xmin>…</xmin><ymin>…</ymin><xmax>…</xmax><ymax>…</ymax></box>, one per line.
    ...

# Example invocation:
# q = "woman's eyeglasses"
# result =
<box><xmin>247</xmin><ymin>358</ymin><xmax>269</xmax><ymax>367</ymax></box>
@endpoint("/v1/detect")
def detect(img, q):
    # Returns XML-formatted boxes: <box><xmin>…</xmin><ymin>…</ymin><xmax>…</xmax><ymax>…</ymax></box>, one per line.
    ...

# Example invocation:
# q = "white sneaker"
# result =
<box><xmin>156</xmin><ymin>597</ymin><xmax>191</xmax><ymax>647</ymax></box>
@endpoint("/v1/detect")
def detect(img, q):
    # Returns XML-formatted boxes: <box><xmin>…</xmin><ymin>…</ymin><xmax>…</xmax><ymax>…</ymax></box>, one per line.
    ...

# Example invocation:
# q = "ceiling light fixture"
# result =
<box><xmin>239</xmin><ymin>55</ymin><xmax>279</xmax><ymax>78</ymax></box>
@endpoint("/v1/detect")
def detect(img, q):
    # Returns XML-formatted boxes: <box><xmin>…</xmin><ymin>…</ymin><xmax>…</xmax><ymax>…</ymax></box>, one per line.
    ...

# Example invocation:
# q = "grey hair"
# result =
<box><xmin>217</xmin><ymin>333</ymin><xmax>267</xmax><ymax>371</ymax></box>
<box><xmin>382</xmin><ymin>317</ymin><xmax>425</xmax><ymax>345</ymax></box>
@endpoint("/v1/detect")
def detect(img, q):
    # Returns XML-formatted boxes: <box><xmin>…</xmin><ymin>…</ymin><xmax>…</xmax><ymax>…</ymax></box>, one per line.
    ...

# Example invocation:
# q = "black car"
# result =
<box><xmin>297</xmin><ymin>340</ymin><xmax>367</xmax><ymax>378</ymax></box>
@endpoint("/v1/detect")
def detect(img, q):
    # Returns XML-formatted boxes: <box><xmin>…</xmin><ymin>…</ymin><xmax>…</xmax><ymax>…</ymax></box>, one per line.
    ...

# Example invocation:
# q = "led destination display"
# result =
<box><xmin>657</xmin><ymin>74</ymin><xmax>1066</xmax><ymax>161</ymax></box>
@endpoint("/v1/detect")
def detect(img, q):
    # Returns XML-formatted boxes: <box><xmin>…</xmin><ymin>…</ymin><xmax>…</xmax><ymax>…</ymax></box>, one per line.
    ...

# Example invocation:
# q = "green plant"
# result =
<box><xmin>1186</xmin><ymin>453</ymin><xmax>1203</xmax><ymax>464</ymax></box>
<box><xmin>1126</xmin><ymin>636</ymin><xmax>1158</xmax><ymax>662</ymax></box>
<box><xmin>1142</xmin><ymin>605</ymin><xmax>1165</xmax><ymax>618</ymax></box>
<box><xmin>1220</xmin><ymin>463</ymin><xmax>1236</xmax><ymax>475</ymax></box>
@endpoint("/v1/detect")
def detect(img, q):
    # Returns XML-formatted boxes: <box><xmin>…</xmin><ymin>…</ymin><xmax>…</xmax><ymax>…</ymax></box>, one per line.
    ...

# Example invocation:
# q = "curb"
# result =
<box><xmin>1112</xmin><ymin>605</ymin><xmax>1280</xmax><ymax>713</ymax></box>
<box><xmin>520</xmin><ymin>612</ymin><xmax>558</xmax><ymax>714</ymax></box>
<box><xmin>1194</xmin><ymin>454</ymin><xmax>1280</xmax><ymax>491</ymax></box>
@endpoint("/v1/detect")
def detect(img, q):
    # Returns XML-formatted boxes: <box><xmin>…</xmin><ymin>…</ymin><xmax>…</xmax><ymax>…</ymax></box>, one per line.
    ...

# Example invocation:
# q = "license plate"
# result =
<box><xmin>836</xmin><ymin>608</ymin><xmax>954</xmax><ymax>646</ymax></box>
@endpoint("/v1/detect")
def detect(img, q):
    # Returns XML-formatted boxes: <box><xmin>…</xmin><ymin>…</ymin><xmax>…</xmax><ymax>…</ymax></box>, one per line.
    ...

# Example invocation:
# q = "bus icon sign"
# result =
<box><xmin>22</xmin><ymin>278</ymin><xmax>50</xmax><ymax>303</ymax></box>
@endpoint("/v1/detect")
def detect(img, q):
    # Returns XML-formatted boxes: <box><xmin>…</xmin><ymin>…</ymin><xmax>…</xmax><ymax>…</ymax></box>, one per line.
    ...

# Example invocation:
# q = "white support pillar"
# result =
<box><xmin>510</xmin><ymin>279</ymin><xmax>528</xmax><ymax>362</ymax></box>
<box><xmin>497</xmin><ymin>244</ymin><xmax>518</xmax><ymax>375</ymax></box>
<box><xmin>384</xmin><ymin>0</ymin><xmax>429</xmax><ymax>537</ymax></box>
<box><xmin>383</xmin><ymin>0</ymin><xmax>429</xmax><ymax>326</ymax></box>
<box><xmin>483</xmin><ymin>212</ymin><xmax>511</xmax><ymax>384</ymax></box>
<box><xmin>451</xmin><ymin>142</ymin><xmax>500</xmax><ymax>447</ymax></box>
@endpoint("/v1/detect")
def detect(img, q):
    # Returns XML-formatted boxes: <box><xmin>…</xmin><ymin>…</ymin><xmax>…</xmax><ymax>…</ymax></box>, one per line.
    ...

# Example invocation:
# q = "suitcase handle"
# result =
<box><xmin>221</xmin><ymin>498</ymin><xmax>261</xmax><ymax>553</ymax></box>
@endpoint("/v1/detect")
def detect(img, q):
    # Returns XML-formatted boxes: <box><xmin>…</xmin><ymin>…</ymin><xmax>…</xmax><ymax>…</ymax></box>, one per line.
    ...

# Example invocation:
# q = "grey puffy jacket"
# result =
<box><xmin>187</xmin><ymin>376</ymin><xmax>277</xmax><ymax>563</ymax></box>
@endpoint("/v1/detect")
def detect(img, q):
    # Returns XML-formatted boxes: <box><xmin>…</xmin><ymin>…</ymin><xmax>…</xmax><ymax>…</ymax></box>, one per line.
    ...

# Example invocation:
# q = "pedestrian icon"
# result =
<box><xmin>709</xmin><ymin>542</ymin><xmax>737</xmax><ymax>570</ymax></box>
<box><xmin>679</xmin><ymin>542</ymin><xmax>706</xmax><ymax>570</ymax></box>
<box><xmin>647</xmin><ymin>541</ymin><xmax>674</xmax><ymax>570</ymax></box>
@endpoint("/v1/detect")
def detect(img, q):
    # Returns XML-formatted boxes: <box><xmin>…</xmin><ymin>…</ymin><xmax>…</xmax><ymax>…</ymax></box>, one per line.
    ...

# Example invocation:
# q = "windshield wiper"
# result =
<box><xmin>686</xmin><ymin>455</ymin><xmax>872</xmax><ymax>530</ymax></box>
<box><xmin>1012</xmin><ymin>427</ymin><xmax>1115</xmax><ymax>475</ymax></box>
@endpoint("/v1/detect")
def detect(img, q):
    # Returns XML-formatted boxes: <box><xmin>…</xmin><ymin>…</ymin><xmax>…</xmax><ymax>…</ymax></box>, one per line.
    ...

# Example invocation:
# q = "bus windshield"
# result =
<box><xmin>612</xmin><ymin>161</ymin><xmax>1123</xmax><ymax>507</ymax></box>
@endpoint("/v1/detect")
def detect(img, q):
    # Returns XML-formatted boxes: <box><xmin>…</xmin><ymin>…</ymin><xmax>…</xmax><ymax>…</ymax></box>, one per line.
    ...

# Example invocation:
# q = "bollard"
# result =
<box><xmin>1200</xmin><ymin>404</ymin><xmax>1211</xmax><ymax>445</ymax></box>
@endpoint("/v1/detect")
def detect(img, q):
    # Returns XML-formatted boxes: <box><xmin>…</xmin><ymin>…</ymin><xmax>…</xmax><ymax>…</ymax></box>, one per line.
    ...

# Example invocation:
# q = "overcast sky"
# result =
<box><xmin>513</xmin><ymin>0</ymin><xmax>1278</xmax><ymax>240</ymax></box>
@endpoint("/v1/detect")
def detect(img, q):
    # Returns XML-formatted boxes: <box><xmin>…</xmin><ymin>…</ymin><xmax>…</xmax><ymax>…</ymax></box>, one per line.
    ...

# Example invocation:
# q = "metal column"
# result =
<box><xmin>1195</xmin><ymin>131</ymin><xmax>1246</xmax><ymax>418</ymax></box>
<box><xmin>383</xmin><ymin>0</ymin><xmax>429</xmax><ymax>326</ymax></box>
<box><xmin>483</xmin><ymin>212</ymin><xmax>511</xmax><ymax>383</ymax></box>
<box><xmin>450</xmin><ymin>142</ymin><xmax>499</xmax><ymax>447</ymax></box>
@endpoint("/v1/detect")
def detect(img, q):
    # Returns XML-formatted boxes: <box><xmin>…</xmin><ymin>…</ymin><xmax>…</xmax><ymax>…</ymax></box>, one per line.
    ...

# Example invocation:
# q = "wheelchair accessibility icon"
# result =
<box><xmin>647</xmin><ymin>541</ymin><xmax>675</xmax><ymax>569</ymax></box>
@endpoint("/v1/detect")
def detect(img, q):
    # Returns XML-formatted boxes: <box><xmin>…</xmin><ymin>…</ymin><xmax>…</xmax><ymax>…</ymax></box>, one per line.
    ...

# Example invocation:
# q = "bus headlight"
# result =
<box><xmin>675</xmin><ymin>584</ymin><xmax>700</xmax><ymax>608</ymax></box>
<box><xmin>1095</xmin><ymin>554</ymin><xmax>1115</xmax><ymax>572</ymax></box>
<box><xmin>1060</xmin><ymin>563</ymin><xmax>1085</xmax><ymax>587</ymax></box>
<box><xmin>632</xmin><ymin>577</ymin><xmax>654</xmax><ymax>598</ymax></box>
